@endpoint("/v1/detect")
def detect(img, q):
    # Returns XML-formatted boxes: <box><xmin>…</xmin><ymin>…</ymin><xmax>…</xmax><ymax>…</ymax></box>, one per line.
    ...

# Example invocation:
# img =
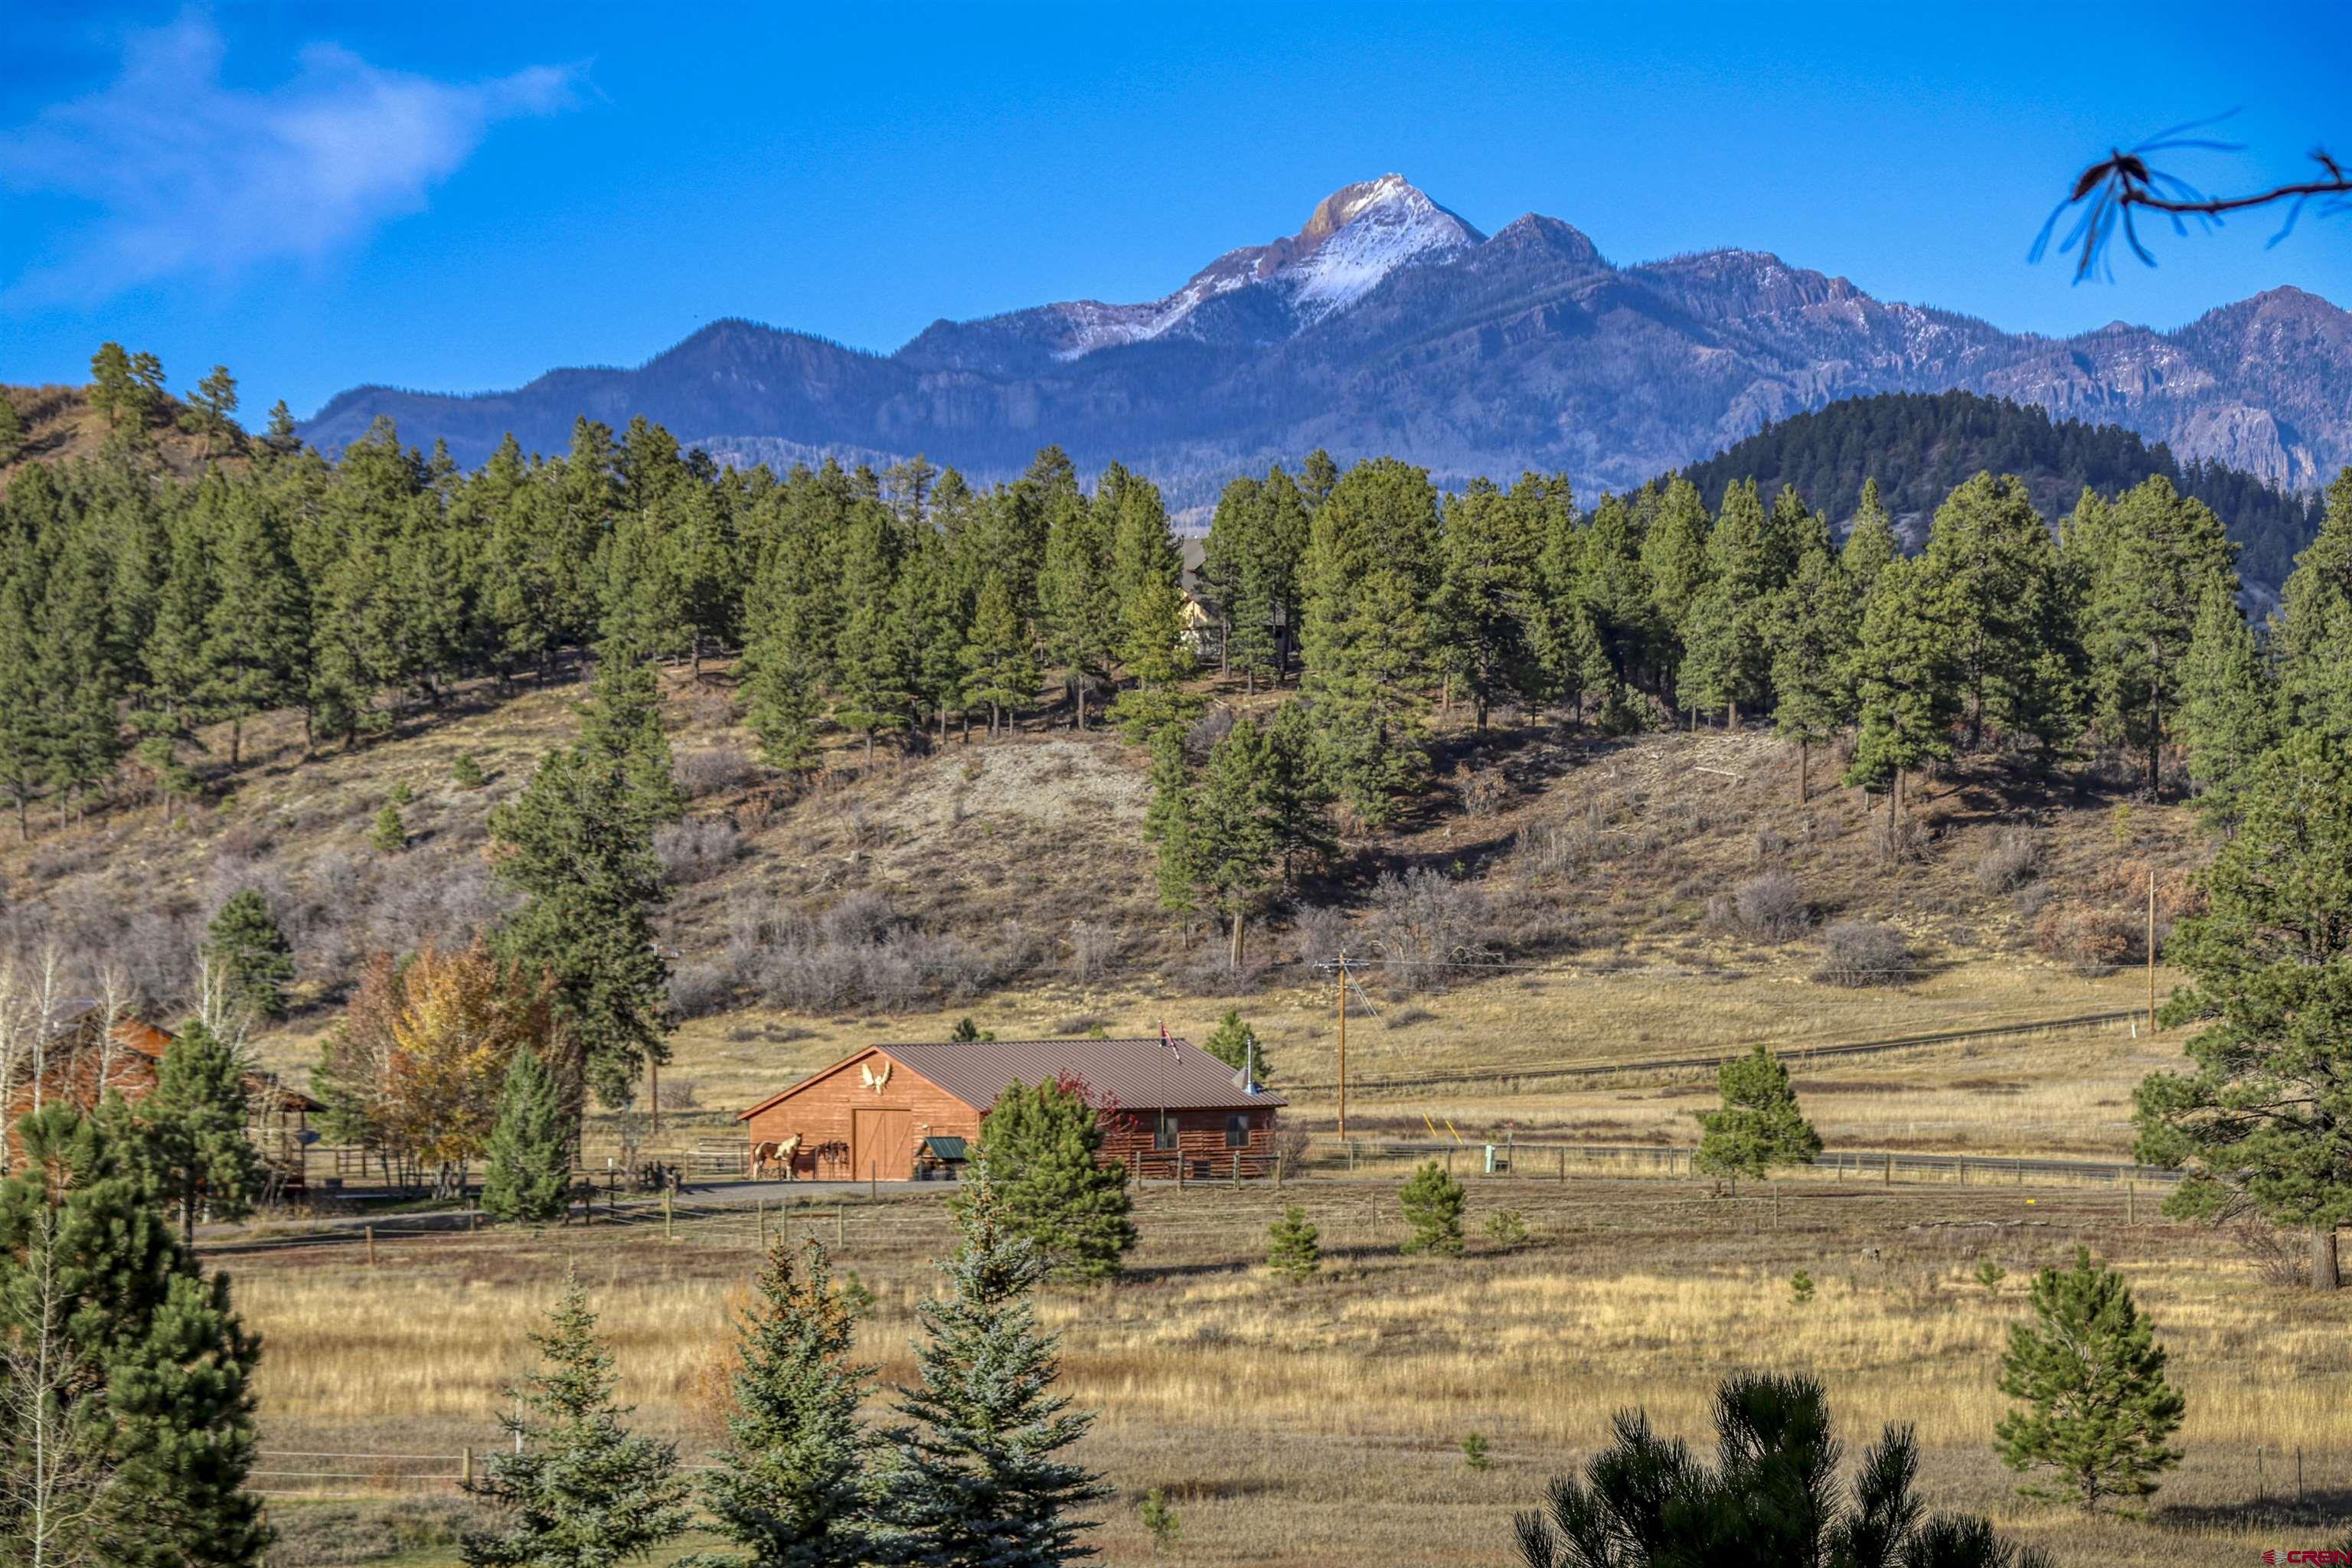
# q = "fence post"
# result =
<box><xmin>663</xmin><ymin>1189</ymin><xmax>673</xmax><ymax>1242</ymax></box>
<box><xmin>2127</xmin><ymin>1181</ymin><xmax>2136</xmax><ymax>1227</ymax></box>
<box><xmin>1275</xmin><ymin>1153</ymin><xmax>1285</xmax><ymax>1191</ymax></box>
<box><xmin>757</xmin><ymin>1200</ymin><xmax>767</xmax><ymax>1250</ymax></box>
<box><xmin>1559</xmin><ymin>1148</ymin><xmax>1566</xmax><ymax>1183</ymax></box>
<box><xmin>364</xmin><ymin>1225</ymin><xmax>376</xmax><ymax>1266</ymax></box>
<box><xmin>461</xmin><ymin>1447</ymin><xmax>472</xmax><ymax>1488</ymax></box>
<box><xmin>1885</xmin><ymin>1155</ymin><xmax>1893</xmax><ymax>1187</ymax></box>
<box><xmin>1231</xmin><ymin>1152</ymin><xmax>1240</xmax><ymax>1185</ymax></box>
<box><xmin>835</xmin><ymin>1207</ymin><xmax>844</xmax><ymax>1248</ymax></box>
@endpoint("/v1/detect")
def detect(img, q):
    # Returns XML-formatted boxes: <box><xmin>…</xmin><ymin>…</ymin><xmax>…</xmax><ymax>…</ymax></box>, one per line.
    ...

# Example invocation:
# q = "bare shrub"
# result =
<box><xmin>1185</xmin><ymin>705</ymin><xmax>1236</xmax><ymax>760</ymax></box>
<box><xmin>1713</xmin><ymin>870</ymin><xmax>1808</xmax><ymax>942</ymax></box>
<box><xmin>657</xmin><ymin>1076</ymin><xmax>701</xmax><ymax>1110</ymax></box>
<box><xmin>1361</xmin><ymin>867</ymin><xmax>1491</xmax><ymax>993</ymax></box>
<box><xmin>668</xmin><ymin>961</ymin><xmax>737</xmax><ymax>1019</ymax></box>
<box><xmin>1050</xmin><ymin>1014</ymin><xmax>1110</xmax><ymax>1036</ymax></box>
<box><xmin>675</xmin><ymin>743</ymin><xmax>760</xmax><ymax>801</ymax></box>
<box><xmin>1289</xmin><ymin>903</ymin><xmax>1348</xmax><ymax>964</ymax></box>
<box><xmin>1753</xmin><ymin>828</ymin><xmax>1792</xmax><ymax>864</ymax></box>
<box><xmin>1815</xmin><ymin>920</ymin><xmax>1911</xmax><ymax>987</ymax></box>
<box><xmin>2033</xmin><ymin>905</ymin><xmax>2139</xmax><ymax>973</ymax></box>
<box><xmin>2232</xmin><ymin>1222</ymin><xmax>2308</xmax><ymax>1289</ymax></box>
<box><xmin>1973</xmin><ymin>828</ymin><xmax>2043</xmax><ymax>894</ymax></box>
<box><xmin>2011</xmin><ymin>881</ymin><xmax>2054</xmax><ymax>921</ymax></box>
<box><xmin>720</xmin><ymin>890</ymin><xmax>1026</xmax><ymax>1014</ymax></box>
<box><xmin>1067</xmin><ymin>920</ymin><xmax>1118</xmax><ymax>985</ymax></box>
<box><xmin>1165</xmin><ymin>945</ymin><xmax>1269</xmax><ymax>998</ymax></box>
<box><xmin>1459</xmin><ymin>766</ymin><xmax>1508</xmax><ymax>820</ymax></box>
<box><xmin>1384</xmin><ymin>1004</ymin><xmax>1436</xmax><ymax>1029</ymax></box>
<box><xmin>655</xmin><ymin>818</ymin><xmax>746</xmax><ymax>883</ymax></box>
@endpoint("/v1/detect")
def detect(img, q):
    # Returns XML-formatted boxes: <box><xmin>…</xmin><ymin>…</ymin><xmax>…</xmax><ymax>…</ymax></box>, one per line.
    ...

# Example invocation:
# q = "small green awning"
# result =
<box><xmin>921</xmin><ymin>1136</ymin><xmax>969</xmax><ymax>1161</ymax></box>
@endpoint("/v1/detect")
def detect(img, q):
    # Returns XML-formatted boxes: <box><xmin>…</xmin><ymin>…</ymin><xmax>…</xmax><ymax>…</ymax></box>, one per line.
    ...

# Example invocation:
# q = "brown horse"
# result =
<box><xmin>750</xmin><ymin>1134</ymin><xmax>803</xmax><ymax>1181</ymax></box>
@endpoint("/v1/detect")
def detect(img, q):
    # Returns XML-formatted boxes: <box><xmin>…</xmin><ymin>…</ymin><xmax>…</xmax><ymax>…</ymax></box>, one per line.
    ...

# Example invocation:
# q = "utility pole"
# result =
<box><xmin>2147</xmin><ymin>866</ymin><xmax>2158</xmax><ymax>1034</ymax></box>
<box><xmin>1336</xmin><ymin>952</ymin><xmax>1349</xmax><ymax>1142</ymax></box>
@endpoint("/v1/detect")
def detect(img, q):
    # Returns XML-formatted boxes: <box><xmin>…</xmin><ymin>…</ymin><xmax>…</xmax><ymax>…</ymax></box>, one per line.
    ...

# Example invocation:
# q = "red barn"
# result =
<box><xmin>737</xmin><ymin>1037</ymin><xmax>1285</xmax><ymax>1181</ymax></box>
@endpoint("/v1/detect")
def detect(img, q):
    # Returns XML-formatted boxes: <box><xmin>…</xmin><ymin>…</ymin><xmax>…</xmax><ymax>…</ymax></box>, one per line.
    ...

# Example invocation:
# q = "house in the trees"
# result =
<box><xmin>2</xmin><ymin>1007</ymin><xmax>322</xmax><ymax>1194</ymax></box>
<box><xmin>737</xmin><ymin>1036</ymin><xmax>1285</xmax><ymax>1181</ymax></box>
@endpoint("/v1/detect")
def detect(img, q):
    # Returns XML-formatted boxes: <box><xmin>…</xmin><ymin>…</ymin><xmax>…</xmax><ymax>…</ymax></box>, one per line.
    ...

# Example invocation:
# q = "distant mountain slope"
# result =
<box><xmin>298</xmin><ymin>175</ymin><xmax>2352</xmax><ymax>508</ymax></box>
<box><xmin>1670</xmin><ymin>390</ymin><xmax>2325</xmax><ymax>595</ymax></box>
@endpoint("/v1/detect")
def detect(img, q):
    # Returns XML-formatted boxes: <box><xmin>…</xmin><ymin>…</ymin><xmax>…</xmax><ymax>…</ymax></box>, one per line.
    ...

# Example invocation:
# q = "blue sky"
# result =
<box><xmin>3</xmin><ymin>2</ymin><xmax>2347</xmax><ymax>420</ymax></box>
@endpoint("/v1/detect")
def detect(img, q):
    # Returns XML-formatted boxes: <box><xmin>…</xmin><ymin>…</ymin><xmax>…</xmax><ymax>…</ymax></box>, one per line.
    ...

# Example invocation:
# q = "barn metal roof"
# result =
<box><xmin>737</xmin><ymin>1037</ymin><xmax>1286</xmax><ymax>1119</ymax></box>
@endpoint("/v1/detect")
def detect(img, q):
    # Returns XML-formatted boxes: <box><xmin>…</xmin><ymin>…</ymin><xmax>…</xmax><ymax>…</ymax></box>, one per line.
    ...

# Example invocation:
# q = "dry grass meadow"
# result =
<box><xmin>238</xmin><ymin>1173</ymin><xmax>2348</xmax><ymax>1568</ymax></box>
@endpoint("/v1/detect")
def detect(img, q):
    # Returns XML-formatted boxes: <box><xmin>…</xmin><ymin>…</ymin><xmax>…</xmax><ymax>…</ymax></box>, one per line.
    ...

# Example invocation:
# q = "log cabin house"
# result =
<box><xmin>3</xmin><ymin>1006</ymin><xmax>322</xmax><ymax>1197</ymax></box>
<box><xmin>737</xmin><ymin>1037</ymin><xmax>1285</xmax><ymax>1181</ymax></box>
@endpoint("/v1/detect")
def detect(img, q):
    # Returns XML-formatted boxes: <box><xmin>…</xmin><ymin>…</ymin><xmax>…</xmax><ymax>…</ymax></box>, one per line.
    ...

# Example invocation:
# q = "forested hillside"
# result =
<box><xmin>5</xmin><ymin>344</ymin><xmax>2352</xmax><ymax>1124</ymax></box>
<box><xmin>1672</xmin><ymin>391</ymin><xmax>2326</xmax><ymax>594</ymax></box>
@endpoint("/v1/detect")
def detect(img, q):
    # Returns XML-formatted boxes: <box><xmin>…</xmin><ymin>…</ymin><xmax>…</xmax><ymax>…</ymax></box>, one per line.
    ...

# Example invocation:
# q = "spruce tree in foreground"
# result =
<box><xmin>886</xmin><ymin>1155</ymin><xmax>1108</xmax><ymax>1566</ymax></box>
<box><xmin>204</xmin><ymin>888</ymin><xmax>296</xmax><ymax>1023</ymax></box>
<box><xmin>464</xmin><ymin>1272</ymin><xmax>691</xmax><ymax>1568</ymax></box>
<box><xmin>1516</xmin><ymin>1371</ymin><xmax>2050</xmax><ymax>1568</ymax></box>
<box><xmin>1694</xmin><ymin>1044</ymin><xmax>1822</xmax><ymax>1194</ymax></box>
<box><xmin>2134</xmin><ymin>730</ymin><xmax>2352</xmax><ymax>1289</ymax></box>
<box><xmin>694</xmin><ymin>1237</ymin><xmax>879</xmax><ymax>1568</ymax></box>
<box><xmin>973</xmin><ymin>1078</ymin><xmax>1135</xmax><ymax>1283</ymax></box>
<box><xmin>1994</xmin><ymin>1248</ymin><xmax>2184</xmax><ymax>1511</ymax></box>
<box><xmin>0</xmin><ymin>1103</ymin><xmax>268</xmax><ymax>1568</ymax></box>
<box><xmin>1399</xmin><ymin>1161</ymin><xmax>1465</xmax><ymax>1256</ymax></box>
<box><xmin>1266</xmin><ymin>1204</ymin><xmax>1321</xmax><ymax>1282</ymax></box>
<box><xmin>481</xmin><ymin>1050</ymin><xmax>573</xmax><ymax>1224</ymax></box>
<box><xmin>128</xmin><ymin>1019</ymin><xmax>266</xmax><ymax>1245</ymax></box>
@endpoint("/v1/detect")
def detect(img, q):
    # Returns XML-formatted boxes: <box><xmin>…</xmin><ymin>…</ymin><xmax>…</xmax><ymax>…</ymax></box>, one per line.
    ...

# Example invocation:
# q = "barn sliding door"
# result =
<box><xmin>852</xmin><ymin>1108</ymin><xmax>912</xmax><ymax>1181</ymax></box>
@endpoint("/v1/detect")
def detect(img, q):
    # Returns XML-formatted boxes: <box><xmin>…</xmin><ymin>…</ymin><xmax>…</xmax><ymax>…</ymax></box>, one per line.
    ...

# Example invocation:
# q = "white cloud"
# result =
<box><xmin>0</xmin><ymin>11</ymin><xmax>583</xmax><ymax>302</ymax></box>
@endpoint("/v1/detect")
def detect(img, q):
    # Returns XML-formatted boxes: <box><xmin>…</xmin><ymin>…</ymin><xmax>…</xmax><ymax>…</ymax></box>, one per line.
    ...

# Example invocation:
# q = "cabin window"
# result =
<box><xmin>1155</xmin><ymin>1112</ymin><xmax>1178</xmax><ymax>1151</ymax></box>
<box><xmin>1226</xmin><ymin>1113</ymin><xmax>1249</xmax><ymax>1148</ymax></box>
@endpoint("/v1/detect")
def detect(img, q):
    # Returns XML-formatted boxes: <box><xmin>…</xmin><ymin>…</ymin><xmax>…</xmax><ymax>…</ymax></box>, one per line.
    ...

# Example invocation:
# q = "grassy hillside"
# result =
<box><xmin>0</xmin><ymin>658</ymin><xmax>2210</xmax><ymax>1144</ymax></box>
<box><xmin>0</xmin><ymin>381</ymin><xmax>254</xmax><ymax>490</ymax></box>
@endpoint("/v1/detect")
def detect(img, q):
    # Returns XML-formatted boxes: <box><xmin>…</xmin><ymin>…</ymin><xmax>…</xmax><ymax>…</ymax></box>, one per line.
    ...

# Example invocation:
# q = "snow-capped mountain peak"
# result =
<box><xmin>1034</xmin><ymin>175</ymin><xmax>1486</xmax><ymax>358</ymax></box>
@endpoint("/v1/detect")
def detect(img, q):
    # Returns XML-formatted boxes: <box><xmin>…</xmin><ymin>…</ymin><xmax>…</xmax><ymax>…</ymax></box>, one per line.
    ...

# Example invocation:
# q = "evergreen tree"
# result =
<box><xmin>1923</xmin><ymin>472</ymin><xmax>2079</xmax><ymax>754</ymax></box>
<box><xmin>2084</xmin><ymin>475</ymin><xmax>2236</xmax><ymax>795</ymax></box>
<box><xmin>960</xmin><ymin>571</ymin><xmax>1038</xmax><ymax>737</ymax></box>
<box><xmin>2134</xmin><ymin>731</ymin><xmax>2352</xmax><ymax>1289</ymax></box>
<box><xmin>1108</xmin><ymin>572</ymin><xmax>1197</xmax><ymax>740</ymax></box>
<box><xmin>830</xmin><ymin>502</ymin><xmax>913</xmax><ymax>760</ymax></box>
<box><xmin>1843</xmin><ymin>557</ymin><xmax>1960</xmax><ymax>838</ymax></box>
<box><xmin>1677</xmin><ymin>482</ymin><xmax>1775</xmax><ymax>724</ymax></box>
<box><xmin>1399</xmin><ymin>1161</ymin><xmax>1465</xmax><ymax>1256</ymax></box>
<box><xmin>596</xmin><ymin>507</ymin><xmax>688</xmax><ymax>665</ymax></box>
<box><xmin>480</xmin><ymin>1050</ymin><xmax>573</xmax><ymax>1224</ymax></box>
<box><xmin>1298</xmin><ymin>458</ymin><xmax>1440</xmax><ymax>824</ymax></box>
<box><xmin>1638</xmin><ymin>475</ymin><xmax>1710</xmax><ymax>687</ymax></box>
<box><xmin>1144</xmin><ymin>726</ymin><xmax>1203</xmax><ymax>932</ymax></box>
<box><xmin>1187</xmin><ymin>720</ymin><xmax>1279</xmax><ymax>966</ymax></box>
<box><xmin>1200</xmin><ymin>1008</ymin><xmax>1272</xmax><ymax>1086</ymax></box>
<box><xmin>576</xmin><ymin>655</ymin><xmax>684</xmax><ymax>828</ymax></box>
<box><xmin>492</xmin><ymin>739</ymin><xmax>672</xmax><ymax>1112</ymax></box>
<box><xmin>1764</xmin><ymin>547</ymin><xmax>1856</xmax><ymax>802</ymax></box>
<box><xmin>371</xmin><ymin>801</ymin><xmax>407</xmax><ymax>852</ymax></box>
<box><xmin>181</xmin><ymin>365</ymin><xmax>240</xmax><ymax>456</ymax></box>
<box><xmin>0</xmin><ymin>392</ymin><xmax>24</xmax><ymax>464</ymax></box>
<box><xmin>258</xmin><ymin>400</ymin><xmax>302</xmax><ymax>459</ymax></box>
<box><xmin>1517</xmin><ymin>1371</ymin><xmax>2051</xmax><ymax>1568</ymax></box>
<box><xmin>1037</xmin><ymin>486</ymin><xmax>1117</xmax><ymax>730</ymax></box>
<box><xmin>694</xmin><ymin>1238</ymin><xmax>879</xmax><ymax>1568</ymax></box>
<box><xmin>2276</xmin><ymin>466</ymin><xmax>2352</xmax><ymax>742</ymax></box>
<box><xmin>1693</xmin><ymin>1045</ymin><xmax>1821</xmax><ymax>1191</ymax></box>
<box><xmin>2175</xmin><ymin>577</ymin><xmax>2278</xmax><ymax>831</ymax></box>
<box><xmin>127</xmin><ymin>1021</ymin><xmax>266</xmax><ymax>1246</ymax></box>
<box><xmin>462</xmin><ymin>1273</ymin><xmax>692</xmax><ymax>1568</ymax></box>
<box><xmin>204</xmin><ymin>889</ymin><xmax>296</xmax><ymax>1024</ymax></box>
<box><xmin>1840</xmin><ymin>475</ymin><xmax>1900</xmax><ymax>601</ymax></box>
<box><xmin>200</xmin><ymin>487</ymin><xmax>308</xmax><ymax>768</ymax></box>
<box><xmin>1257</xmin><ymin>699</ymin><xmax>1335</xmax><ymax>890</ymax></box>
<box><xmin>0</xmin><ymin>1103</ymin><xmax>269</xmax><ymax>1568</ymax></box>
<box><xmin>1433</xmin><ymin>479</ymin><xmax>1541</xmax><ymax>730</ymax></box>
<box><xmin>972</xmin><ymin>1079</ymin><xmax>1135</xmax><ymax>1284</ymax></box>
<box><xmin>1994</xmin><ymin>1248</ymin><xmax>2184</xmax><ymax>1511</ymax></box>
<box><xmin>884</xmin><ymin>1155</ymin><xmax>1108</xmax><ymax>1566</ymax></box>
<box><xmin>1266</xmin><ymin>1204</ymin><xmax>1321</xmax><ymax>1282</ymax></box>
<box><xmin>87</xmin><ymin>343</ymin><xmax>139</xmax><ymax>429</ymax></box>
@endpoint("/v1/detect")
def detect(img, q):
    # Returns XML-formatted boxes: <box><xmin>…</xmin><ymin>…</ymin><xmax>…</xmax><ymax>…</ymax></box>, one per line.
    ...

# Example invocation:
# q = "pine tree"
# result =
<box><xmin>1994</xmin><ymin>1247</ymin><xmax>2184</xmax><ymax>1511</ymax></box>
<box><xmin>2175</xmin><ymin>577</ymin><xmax>2278</xmax><ymax>831</ymax></box>
<box><xmin>200</xmin><ymin>486</ymin><xmax>308</xmax><ymax>767</ymax></box>
<box><xmin>747</xmin><ymin>635</ymin><xmax>827</xmax><ymax>776</ymax></box>
<box><xmin>1920</xmin><ymin>472</ymin><xmax>2078</xmax><ymax>753</ymax></box>
<box><xmin>1188</xmin><ymin>720</ymin><xmax>1279</xmax><ymax>966</ymax></box>
<box><xmin>1298</xmin><ymin>458</ymin><xmax>1440</xmax><ymax>824</ymax></box>
<box><xmin>1266</xmin><ymin>1204</ymin><xmax>1321</xmax><ymax>1282</ymax></box>
<box><xmin>0</xmin><ymin>1102</ymin><xmax>268</xmax><ymax>1568</ymax></box>
<box><xmin>1433</xmin><ymin>479</ymin><xmax>1540</xmax><ymax>730</ymax></box>
<box><xmin>1677</xmin><ymin>482</ymin><xmax>1775</xmax><ymax>724</ymax></box>
<box><xmin>1638</xmin><ymin>476</ymin><xmax>1710</xmax><ymax>684</ymax></box>
<box><xmin>463</xmin><ymin>1272</ymin><xmax>692</xmax><ymax>1568</ymax></box>
<box><xmin>694</xmin><ymin>1237</ymin><xmax>880</xmax><ymax>1568</ymax></box>
<box><xmin>1257</xmin><ymin>699</ymin><xmax>1335</xmax><ymax>890</ymax></box>
<box><xmin>2083</xmin><ymin>475</ymin><xmax>2236</xmax><ymax>795</ymax></box>
<box><xmin>1144</xmin><ymin>725</ymin><xmax>1203</xmax><ymax>932</ymax></box>
<box><xmin>204</xmin><ymin>889</ymin><xmax>296</xmax><ymax>1024</ymax></box>
<box><xmin>1765</xmin><ymin>547</ymin><xmax>1856</xmax><ymax>802</ymax></box>
<box><xmin>0</xmin><ymin>392</ymin><xmax>24</xmax><ymax>463</ymax></box>
<box><xmin>2134</xmin><ymin>731</ymin><xmax>2352</xmax><ymax>1289</ymax></box>
<box><xmin>972</xmin><ymin>1079</ymin><xmax>1135</xmax><ymax>1284</ymax></box>
<box><xmin>576</xmin><ymin>655</ymin><xmax>684</xmax><ymax>828</ymax></box>
<box><xmin>258</xmin><ymin>400</ymin><xmax>302</xmax><ymax>459</ymax></box>
<box><xmin>481</xmin><ymin>1049</ymin><xmax>575</xmax><ymax>1224</ymax></box>
<box><xmin>884</xmin><ymin>1155</ymin><xmax>1108</xmax><ymax>1566</ymax></box>
<box><xmin>1693</xmin><ymin>1044</ymin><xmax>1822</xmax><ymax>1191</ymax></box>
<box><xmin>492</xmin><ymin>740</ymin><xmax>672</xmax><ymax>1113</ymax></box>
<box><xmin>88</xmin><ymin>343</ymin><xmax>138</xmax><ymax>429</ymax></box>
<box><xmin>2275</xmin><ymin>466</ymin><xmax>2352</xmax><ymax>741</ymax></box>
<box><xmin>1840</xmin><ymin>476</ymin><xmax>1900</xmax><ymax>602</ymax></box>
<box><xmin>181</xmin><ymin>365</ymin><xmax>240</xmax><ymax>456</ymax></box>
<box><xmin>1399</xmin><ymin>1161</ymin><xmax>1465</xmax><ymax>1256</ymax></box>
<box><xmin>960</xmin><ymin>571</ymin><xmax>1038</xmax><ymax>737</ymax></box>
<box><xmin>1843</xmin><ymin>557</ymin><xmax>1959</xmax><ymax>840</ymax></box>
<box><xmin>1037</xmin><ymin>485</ymin><xmax>1117</xmax><ymax>730</ymax></box>
<box><xmin>125</xmin><ymin>1020</ymin><xmax>266</xmax><ymax>1246</ymax></box>
<box><xmin>1200</xmin><ymin>1008</ymin><xmax>1271</xmax><ymax>1086</ymax></box>
<box><xmin>371</xmin><ymin>801</ymin><xmax>407</xmax><ymax>852</ymax></box>
<box><xmin>830</xmin><ymin>502</ymin><xmax>913</xmax><ymax>760</ymax></box>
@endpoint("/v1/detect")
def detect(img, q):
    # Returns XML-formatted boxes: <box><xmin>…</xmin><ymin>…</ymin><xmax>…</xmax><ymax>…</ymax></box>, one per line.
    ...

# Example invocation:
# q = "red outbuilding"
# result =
<box><xmin>737</xmin><ymin>1036</ymin><xmax>1285</xmax><ymax>1181</ymax></box>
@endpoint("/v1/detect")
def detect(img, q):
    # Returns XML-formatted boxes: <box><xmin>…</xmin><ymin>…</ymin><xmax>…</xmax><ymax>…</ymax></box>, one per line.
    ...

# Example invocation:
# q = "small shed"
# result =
<box><xmin>737</xmin><ymin>1037</ymin><xmax>1285</xmax><ymax>1181</ymax></box>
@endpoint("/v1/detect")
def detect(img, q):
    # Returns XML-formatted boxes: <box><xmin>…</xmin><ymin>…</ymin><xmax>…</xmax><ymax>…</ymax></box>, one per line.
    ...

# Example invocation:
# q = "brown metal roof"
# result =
<box><xmin>737</xmin><ymin>1037</ymin><xmax>1285</xmax><ymax>1119</ymax></box>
